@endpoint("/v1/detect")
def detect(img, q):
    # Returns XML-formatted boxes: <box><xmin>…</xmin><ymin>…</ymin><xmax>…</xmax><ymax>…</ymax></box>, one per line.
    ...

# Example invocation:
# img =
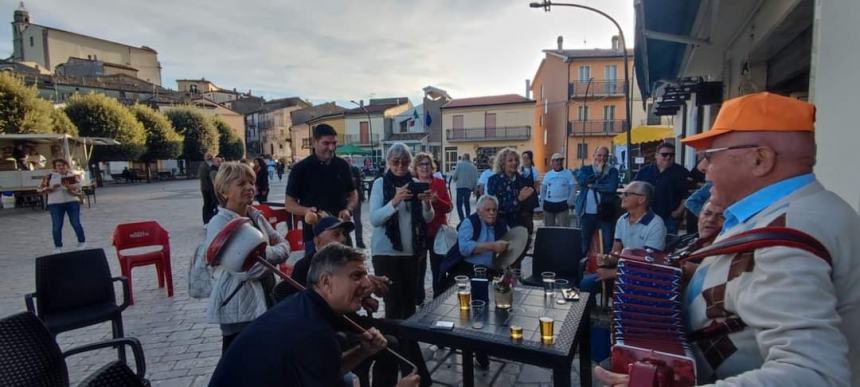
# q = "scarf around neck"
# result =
<box><xmin>382</xmin><ymin>170</ymin><xmax>427</xmax><ymax>252</ymax></box>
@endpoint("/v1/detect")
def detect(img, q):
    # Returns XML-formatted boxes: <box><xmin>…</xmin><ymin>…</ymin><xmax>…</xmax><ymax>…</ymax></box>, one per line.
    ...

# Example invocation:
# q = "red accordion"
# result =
<box><xmin>610</xmin><ymin>248</ymin><xmax>696</xmax><ymax>387</ymax></box>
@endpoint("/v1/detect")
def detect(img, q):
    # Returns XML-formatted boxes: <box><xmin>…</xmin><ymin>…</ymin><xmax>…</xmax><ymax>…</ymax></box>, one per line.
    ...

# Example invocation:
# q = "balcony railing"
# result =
<box><xmin>569</xmin><ymin>80</ymin><xmax>625</xmax><ymax>98</ymax></box>
<box><xmin>343</xmin><ymin>133</ymin><xmax>381</xmax><ymax>145</ymax></box>
<box><xmin>568</xmin><ymin>120</ymin><xmax>625</xmax><ymax>136</ymax></box>
<box><xmin>446</xmin><ymin>126</ymin><xmax>531</xmax><ymax>141</ymax></box>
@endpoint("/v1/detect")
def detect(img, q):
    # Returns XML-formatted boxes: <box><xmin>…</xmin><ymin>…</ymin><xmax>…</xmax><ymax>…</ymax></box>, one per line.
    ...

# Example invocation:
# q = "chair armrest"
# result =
<box><xmin>24</xmin><ymin>293</ymin><xmax>36</xmax><ymax>313</ymax></box>
<box><xmin>64</xmin><ymin>337</ymin><xmax>146</xmax><ymax>379</ymax></box>
<box><xmin>113</xmin><ymin>277</ymin><xmax>131</xmax><ymax>310</ymax></box>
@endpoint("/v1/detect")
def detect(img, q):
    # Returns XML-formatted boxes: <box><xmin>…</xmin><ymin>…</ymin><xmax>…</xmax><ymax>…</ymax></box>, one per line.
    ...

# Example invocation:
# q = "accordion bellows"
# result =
<box><xmin>610</xmin><ymin>249</ymin><xmax>696</xmax><ymax>387</ymax></box>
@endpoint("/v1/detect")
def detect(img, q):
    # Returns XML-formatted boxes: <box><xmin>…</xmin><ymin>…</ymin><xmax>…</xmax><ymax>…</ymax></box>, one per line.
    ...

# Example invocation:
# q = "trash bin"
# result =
<box><xmin>1</xmin><ymin>192</ymin><xmax>15</xmax><ymax>209</ymax></box>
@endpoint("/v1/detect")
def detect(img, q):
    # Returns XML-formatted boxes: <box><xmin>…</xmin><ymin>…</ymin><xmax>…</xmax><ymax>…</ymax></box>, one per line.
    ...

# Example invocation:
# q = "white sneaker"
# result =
<box><xmin>76</xmin><ymin>242</ymin><xmax>87</xmax><ymax>250</ymax></box>
<box><xmin>52</xmin><ymin>247</ymin><xmax>62</xmax><ymax>254</ymax></box>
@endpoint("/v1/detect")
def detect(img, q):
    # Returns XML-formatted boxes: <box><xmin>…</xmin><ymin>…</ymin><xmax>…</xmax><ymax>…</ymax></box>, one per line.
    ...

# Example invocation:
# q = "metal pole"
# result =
<box><xmin>530</xmin><ymin>0</ymin><xmax>632</xmax><ymax>181</ymax></box>
<box><xmin>580</xmin><ymin>77</ymin><xmax>593</xmax><ymax>167</ymax></box>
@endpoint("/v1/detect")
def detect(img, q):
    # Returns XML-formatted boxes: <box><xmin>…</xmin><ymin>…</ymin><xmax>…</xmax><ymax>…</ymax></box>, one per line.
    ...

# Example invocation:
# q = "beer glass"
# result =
<box><xmin>509</xmin><ymin>324</ymin><xmax>524</xmax><ymax>340</ymax></box>
<box><xmin>455</xmin><ymin>275</ymin><xmax>470</xmax><ymax>290</ymax></box>
<box><xmin>458</xmin><ymin>289</ymin><xmax>472</xmax><ymax>310</ymax></box>
<box><xmin>474</xmin><ymin>266</ymin><xmax>488</xmax><ymax>279</ymax></box>
<box><xmin>539</xmin><ymin>317</ymin><xmax>554</xmax><ymax>344</ymax></box>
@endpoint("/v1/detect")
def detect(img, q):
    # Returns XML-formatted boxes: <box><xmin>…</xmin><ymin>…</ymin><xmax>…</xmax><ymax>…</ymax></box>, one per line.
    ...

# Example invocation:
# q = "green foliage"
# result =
<box><xmin>212</xmin><ymin>116</ymin><xmax>244</xmax><ymax>161</ymax></box>
<box><xmin>49</xmin><ymin>108</ymin><xmax>78</xmax><ymax>136</ymax></box>
<box><xmin>165</xmin><ymin>107</ymin><xmax>218</xmax><ymax>161</ymax></box>
<box><xmin>130</xmin><ymin>104</ymin><xmax>183</xmax><ymax>161</ymax></box>
<box><xmin>64</xmin><ymin>93</ymin><xmax>145</xmax><ymax>161</ymax></box>
<box><xmin>0</xmin><ymin>72</ymin><xmax>76</xmax><ymax>135</ymax></box>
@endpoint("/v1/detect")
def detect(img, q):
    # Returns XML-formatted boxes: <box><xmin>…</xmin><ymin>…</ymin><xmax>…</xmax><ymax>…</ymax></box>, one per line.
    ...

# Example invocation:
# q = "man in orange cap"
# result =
<box><xmin>595</xmin><ymin>92</ymin><xmax>860</xmax><ymax>386</ymax></box>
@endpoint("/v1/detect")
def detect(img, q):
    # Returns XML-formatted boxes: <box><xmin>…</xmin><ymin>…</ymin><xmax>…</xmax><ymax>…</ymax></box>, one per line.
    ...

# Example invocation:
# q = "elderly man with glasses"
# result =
<box><xmin>633</xmin><ymin>142</ymin><xmax>690</xmax><ymax>234</ymax></box>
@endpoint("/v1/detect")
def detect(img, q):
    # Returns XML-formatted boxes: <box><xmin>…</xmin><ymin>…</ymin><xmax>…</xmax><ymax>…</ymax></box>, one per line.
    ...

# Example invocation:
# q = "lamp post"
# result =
<box><xmin>349</xmin><ymin>100</ymin><xmax>379</xmax><ymax>165</ymax></box>
<box><xmin>578</xmin><ymin>77</ymin><xmax>593</xmax><ymax>168</ymax></box>
<box><xmin>530</xmin><ymin>0</ymin><xmax>632</xmax><ymax>182</ymax></box>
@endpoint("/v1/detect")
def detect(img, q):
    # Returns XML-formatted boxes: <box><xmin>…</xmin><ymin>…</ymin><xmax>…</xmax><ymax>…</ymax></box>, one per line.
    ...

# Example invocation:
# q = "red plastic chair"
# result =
<box><xmin>112</xmin><ymin>221</ymin><xmax>173</xmax><ymax>305</ymax></box>
<box><xmin>285</xmin><ymin>229</ymin><xmax>305</xmax><ymax>251</ymax></box>
<box><xmin>253</xmin><ymin>204</ymin><xmax>300</xmax><ymax>230</ymax></box>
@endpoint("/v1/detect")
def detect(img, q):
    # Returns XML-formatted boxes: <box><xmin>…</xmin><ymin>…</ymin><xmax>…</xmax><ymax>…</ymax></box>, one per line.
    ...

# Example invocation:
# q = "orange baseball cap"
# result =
<box><xmin>681</xmin><ymin>92</ymin><xmax>815</xmax><ymax>149</ymax></box>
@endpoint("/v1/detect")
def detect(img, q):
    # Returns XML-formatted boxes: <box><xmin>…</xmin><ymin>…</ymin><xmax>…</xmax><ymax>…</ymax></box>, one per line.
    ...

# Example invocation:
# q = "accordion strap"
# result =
<box><xmin>681</xmin><ymin>226</ymin><xmax>832</xmax><ymax>267</ymax></box>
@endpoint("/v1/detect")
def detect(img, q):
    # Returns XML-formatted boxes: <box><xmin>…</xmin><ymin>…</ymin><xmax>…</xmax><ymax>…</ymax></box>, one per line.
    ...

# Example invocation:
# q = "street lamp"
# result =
<box><xmin>530</xmin><ymin>0</ymin><xmax>633</xmax><ymax>181</ymax></box>
<box><xmin>349</xmin><ymin>100</ymin><xmax>380</xmax><ymax>164</ymax></box>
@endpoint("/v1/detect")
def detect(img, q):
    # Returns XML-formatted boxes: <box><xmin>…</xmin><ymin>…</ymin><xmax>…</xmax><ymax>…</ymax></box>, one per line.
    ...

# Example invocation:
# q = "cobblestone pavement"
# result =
<box><xmin>0</xmin><ymin>176</ymin><xmax>586</xmax><ymax>386</ymax></box>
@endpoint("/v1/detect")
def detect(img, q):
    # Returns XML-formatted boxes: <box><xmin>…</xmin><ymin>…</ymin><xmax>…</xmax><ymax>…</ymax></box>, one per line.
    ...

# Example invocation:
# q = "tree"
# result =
<box><xmin>131</xmin><ymin>104</ymin><xmax>183</xmax><ymax>181</ymax></box>
<box><xmin>0</xmin><ymin>72</ymin><xmax>77</xmax><ymax>135</ymax></box>
<box><xmin>212</xmin><ymin>116</ymin><xmax>244</xmax><ymax>161</ymax></box>
<box><xmin>164</xmin><ymin>107</ymin><xmax>219</xmax><ymax>161</ymax></box>
<box><xmin>64</xmin><ymin>93</ymin><xmax>145</xmax><ymax>161</ymax></box>
<box><xmin>50</xmin><ymin>108</ymin><xmax>77</xmax><ymax>136</ymax></box>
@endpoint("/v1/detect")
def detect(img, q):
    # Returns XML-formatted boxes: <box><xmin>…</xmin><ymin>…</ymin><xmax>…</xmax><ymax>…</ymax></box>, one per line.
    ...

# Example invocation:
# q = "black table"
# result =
<box><xmin>400</xmin><ymin>285</ymin><xmax>592</xmax><ymax>387</ymax></box>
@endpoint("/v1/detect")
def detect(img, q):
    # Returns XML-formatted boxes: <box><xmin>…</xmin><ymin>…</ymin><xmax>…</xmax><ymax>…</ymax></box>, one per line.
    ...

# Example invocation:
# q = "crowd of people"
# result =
<box><xmin>196</xmin><ymin>93</ymin><xmax>859</xmax><ymax>387</ymax></box>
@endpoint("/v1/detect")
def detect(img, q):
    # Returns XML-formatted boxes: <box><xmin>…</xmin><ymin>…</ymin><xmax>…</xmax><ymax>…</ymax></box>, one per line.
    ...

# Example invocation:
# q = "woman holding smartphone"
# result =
<box><xmin>39</xmin><ymin>159</ymin><xmax>86</xmax><ymax>254</ymax></box>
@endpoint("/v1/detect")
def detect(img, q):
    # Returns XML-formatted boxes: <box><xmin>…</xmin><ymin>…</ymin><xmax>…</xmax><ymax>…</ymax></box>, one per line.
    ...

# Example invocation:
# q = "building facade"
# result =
<box><xmin>289</xmin><ymin>102</ymin><xmax>347</xmax><ymax>162</ymax></box>
<box><xmin>343</xmin><ymin>98</ymin><xmax>411</xmax><ymax>165</ymax></box>
<box><xmin>11</xmin><ymin>4</ymin><xmax>162</xmax><ymax>85</ymax></box>
<box><xmin>531</xmin><ymin>36</ymin><xmax>644</xmax><ymax>172</ymax></box>
<box><xmin>441</xmin><ymin>94</ymin><xmax>535</xmax><ymax>172</ymax></box>
<box><xmin>244</xmin><ymin>97</ymin><xmax>310</xmax><ymax>159</ymax></box>
<box><xmin>635</xmin><ymin>0</ymin><xmax>859</xmax><ymax>211</ymax></box>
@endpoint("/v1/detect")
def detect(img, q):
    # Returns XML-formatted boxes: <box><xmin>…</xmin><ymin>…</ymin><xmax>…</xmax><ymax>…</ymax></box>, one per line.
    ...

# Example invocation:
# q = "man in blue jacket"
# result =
<box><xmin>574</xmin><ymin>146</ymin><xmax>619</xmax><ymax>255</ymax></box>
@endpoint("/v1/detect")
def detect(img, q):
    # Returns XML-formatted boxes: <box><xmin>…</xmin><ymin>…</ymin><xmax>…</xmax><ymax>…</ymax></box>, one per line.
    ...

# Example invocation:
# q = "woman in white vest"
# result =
<box><xmin>38</xmin><ymin>159</ymin><xmax>86</xmax><ymax>254</ymax></box>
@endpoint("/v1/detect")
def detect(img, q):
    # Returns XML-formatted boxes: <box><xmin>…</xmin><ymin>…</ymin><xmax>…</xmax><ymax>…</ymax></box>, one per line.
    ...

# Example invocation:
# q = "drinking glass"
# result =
<box><xmin>554</xmin><ymin>279</ymin><xmax>570</xmax><ymax>304</ymax></box>
<box><xmin>473</xmin><ymin>266</ymin><xmax>488</xmax><ymax>279</ymax></box>
<box><xmin>458</xmin><ymin>289</ymin><xmax>472</xmax><ymax>311</ymax></box>
<box><xmin>541</xmin><ymin>272</ymin><xmax>556</xmax><ymax>297</ymax></box>
<box><xmin>539</xmin><ymin>317</ymin><xmax>554</xmax><ymax>344</ymax></box>
<box><xmin>470</xmin><ymin>300</ymin><xmax>486</xmax><ymax>329</ymax></box>
<box><xmin>455</xmin><ymin>275</ymin><xmax>470</xmax><ymax>290</ymax></box>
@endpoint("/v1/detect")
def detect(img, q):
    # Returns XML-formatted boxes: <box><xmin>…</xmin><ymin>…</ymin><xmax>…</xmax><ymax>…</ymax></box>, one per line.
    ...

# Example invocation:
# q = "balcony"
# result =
<box><xmin>568</xmin><ymin>120</ymin><xmax>625</xmax><ymax>136</ymax></box>
<box><xmin>569</xmin><ymin>80</ymin><xmax>625</xmax><ymax>98</ymax></box>
<box><xmin>343</xmin><ymin>133</ymin><xmax>381</xmax><ymax>145</ymax></box>
<box><xmin>447</xmin><ymin>126</ymin><xmax>531</xmax><ymax>142</ymax></box>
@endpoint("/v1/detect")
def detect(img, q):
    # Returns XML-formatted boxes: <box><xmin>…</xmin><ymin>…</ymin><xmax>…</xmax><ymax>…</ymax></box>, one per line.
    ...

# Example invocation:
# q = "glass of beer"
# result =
<box><xmin>458</xmin><ymin>289</ymin><xmax>472</xmax><ymax>310</ymax></box>
<box><xmin>455</xmin><ymin>275</ymin><xmax>470</xmax><ymax>290</ymax></box>
<box><xmin>541</xmin><ymin>272</ymin><xmax>556</xmax><ymax>297</ymax></box>
<box><xmin>539</xmin><ymin>317</ymin><xmax>554</xmax><ymax>344</ymax></box>
<box><xmin>509</xmin><ymin>324</ymin><xmax>524</xmax><ymax>340</ymax></box>
<box><xmin>470</xmin><ymin>300</ymin><xmax>486</xmax><ymax>329</ymax></box>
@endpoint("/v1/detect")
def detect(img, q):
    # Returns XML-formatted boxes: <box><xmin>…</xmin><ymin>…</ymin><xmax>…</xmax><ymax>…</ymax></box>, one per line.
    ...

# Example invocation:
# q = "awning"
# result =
<box><xmin>613</xmin><ymin>125</ymin><xmax>674</xmax><ymax>145</ymax></box>
<box><xmin>336</xmin><ymin>144</ymin><xmax>370</xmax><ymax>155</ymax></box>
<box><xmin>634</xmin><ymin>0</ymin><xmax>702</xmax><ymax>100</ymax></box>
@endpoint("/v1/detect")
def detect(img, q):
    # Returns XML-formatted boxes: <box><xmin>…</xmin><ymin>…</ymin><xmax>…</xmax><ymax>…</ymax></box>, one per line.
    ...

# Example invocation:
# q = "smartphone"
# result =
<box><xmin>432</xmin><ymin>321</ymin><xmax>454</xmax><ymax>330</ymax></box>
<box><xmin>409</xmin><ymin>181</ymin><xmax>430</xmax><ymax>195</ymax></box>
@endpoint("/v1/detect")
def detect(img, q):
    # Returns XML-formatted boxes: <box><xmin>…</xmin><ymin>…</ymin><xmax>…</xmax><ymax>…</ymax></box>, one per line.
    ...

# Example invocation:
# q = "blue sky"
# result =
<box><xmin>1</xmin><ymin>0</ymin><xmax>635</xmax><ymax>106</ymax></box>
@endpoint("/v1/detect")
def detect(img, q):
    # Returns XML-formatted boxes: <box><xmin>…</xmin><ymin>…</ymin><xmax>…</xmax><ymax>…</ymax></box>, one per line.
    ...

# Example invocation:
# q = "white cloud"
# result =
<box><xmin>1</xmin><ymin>0</ymin><xmax>635</xmax><ymax>104</ymax></box>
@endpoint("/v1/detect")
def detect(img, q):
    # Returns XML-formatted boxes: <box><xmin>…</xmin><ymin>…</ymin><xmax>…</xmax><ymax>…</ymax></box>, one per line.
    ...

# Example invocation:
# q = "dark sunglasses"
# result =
<box><xmin>659</xmin><ymin>152</ymin><xmax>675</xmax><ymax>158</ymax></box>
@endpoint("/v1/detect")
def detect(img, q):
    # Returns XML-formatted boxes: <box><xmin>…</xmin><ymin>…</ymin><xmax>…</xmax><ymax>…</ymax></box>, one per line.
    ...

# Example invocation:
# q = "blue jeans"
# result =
<box><xmin>456</xmin><ymin>188</ymin><xmax>472</xmax><ymax>221</ymax></box>
<box><xmin>579</xmin><ymin>213</ymin><xmax>614</xmax><ymax>256</ymax></box>
<box><xmin>48</xmin><ymin>201</ymin><xmax>85</xmax><ymax>248</ymax></box>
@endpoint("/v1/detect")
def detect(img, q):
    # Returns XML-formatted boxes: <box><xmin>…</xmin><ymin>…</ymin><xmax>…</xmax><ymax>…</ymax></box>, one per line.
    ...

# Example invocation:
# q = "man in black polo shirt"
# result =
<box><xmin>210</xmin><ymin>243</ymin><xmax>420</xmax><ymax>387</ymax></box>
<box><xmin>633</xmin><ymin>142</ymin><xmax>689</xmax><ymax>234</ymax></box>
<box><xmin>286</xmin><ymin>124</ymin><xmax>358</xmax><ymax>248</ymax></box>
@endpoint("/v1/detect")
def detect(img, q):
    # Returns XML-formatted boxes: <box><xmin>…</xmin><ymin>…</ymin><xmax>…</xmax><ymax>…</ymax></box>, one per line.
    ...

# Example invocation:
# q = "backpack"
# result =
<box><xmin>187</xmin><ymin>241</ymin><xmax>214</xmax><ymax>299</ymax></box>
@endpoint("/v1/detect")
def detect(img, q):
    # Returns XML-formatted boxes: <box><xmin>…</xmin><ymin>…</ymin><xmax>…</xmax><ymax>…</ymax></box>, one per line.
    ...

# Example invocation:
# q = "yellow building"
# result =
<box><xmin>11</xmin><ymin>4</ymin><xmax>162</xmax><ymax>85</ymax></box>
<box><xmin>441</xmin><ymin>94</ymin><xmax>535</xmax><ymax>172</ymax></box>
<box><xmin>289</xmin><ymin>103</ymin><xmax>348</xmax><ymax>162</ymax></box>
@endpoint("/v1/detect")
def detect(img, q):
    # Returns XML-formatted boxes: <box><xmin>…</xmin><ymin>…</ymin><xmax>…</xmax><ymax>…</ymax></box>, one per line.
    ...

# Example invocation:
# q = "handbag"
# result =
<box><xmin>433</xmin><ymin>224</ymin><xmax>458</xmax><ymax>255</ymax></box>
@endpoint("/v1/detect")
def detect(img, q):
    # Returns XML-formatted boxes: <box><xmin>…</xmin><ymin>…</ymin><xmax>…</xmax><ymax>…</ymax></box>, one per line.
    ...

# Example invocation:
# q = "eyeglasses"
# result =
<box><xmin>702</xmin><ymin>144</ymin><xmax>760</xmax><ymax>162</ymax></box>
<box><xmin>658</xmin><ymin>152</ymin><xmax>675</xmax><ymax>158</ymax></box>
<box><xmin>416</xmin><ymin>162</ymin><xmax>432</xmax><ymax>167</ymax></box>
<box><xmin>390</xmin><ymin>159</ymin><xmax>411</xmax><ymax>167</ymax></box>
<box><xmin>621</xmin><ymin>192</ymin><xmax>644</xmax><ymax>198</ymax></box>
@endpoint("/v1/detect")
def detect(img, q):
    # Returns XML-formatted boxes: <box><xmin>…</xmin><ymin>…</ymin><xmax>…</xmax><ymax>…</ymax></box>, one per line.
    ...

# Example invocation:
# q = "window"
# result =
<box><xmin>359</xmin><ymin>121</ymin><xmax>370</xmax><ymax>144</ymax></box>
<box><xmin>577</xmin><ymin>143</ymin><xmax>589</xmax><ymax>160</ymax></box>
<box><xmin>445</xmin><ymin>147</ymin><xmax>457</xmax><ymax>172</ymax></box>
<box><xmin>578</xmin><ymin>65</ymin><xmax>591</xmax><ymax>81</ymax></box>
<box><xmin>485</xmin><ymin>113</ymin><xmax>496</xmax><ymax>138</ymax></box>
<box><xmin>189</xmin><ymin>84</ymin><xmax>198</xmax><ymax>94</ymax></box>
<box><xmin>540</xmin><ymin>85</ymin><xmax>544</xmax><ymax>100</ymax></box>
<box><xmin>604</xmin><ymin>64</ymin><xmax>618</xmax><ymax>94</ymax></box>
<box><xmin>452</xmin><ymin>115</ymin><xmax>464</xmax><ymax>139</ymax></box>
<box><xmin>603</xmin><ymin>105</ymin><xmax>616</xmax><ymax>131</ymax></box>
<box><xmin>29</xmin><ymin>36</ymin><xmax>34</xmax><ymax>47</ymax></box>
<box><xmin>577</xmin><ymin>105</ymin><xmax>589</xmax><ymax>121</ymax></box>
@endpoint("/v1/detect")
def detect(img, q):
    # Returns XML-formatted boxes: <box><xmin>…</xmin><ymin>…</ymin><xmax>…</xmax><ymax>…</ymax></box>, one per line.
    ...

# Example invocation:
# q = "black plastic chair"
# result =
<box><xmin>25</xmin><ymin>249</ymin><xmax>130</xmax><ymax>362</ymax></box>
<box><xmin>522</xmin><ymin>227</ymin><xmax>583</xmax><ymax>286</ymax></box>
<box><xmin>0</xmin><ymin>311</ymin><xmax>147</xmax><ymax>387</ymax></box>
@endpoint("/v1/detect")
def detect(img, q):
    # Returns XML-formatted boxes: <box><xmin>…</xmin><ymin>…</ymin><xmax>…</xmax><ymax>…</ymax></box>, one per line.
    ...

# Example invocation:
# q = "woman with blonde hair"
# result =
<box><xmin>205</xmin><ymin>162</ymin><xmax>290</xmax><ymax>354</ymax></box>
<box><xmin>486</xmin><ymin>148</ymin><xmax>535</xmax><ymax>228</ymax></box>
<box><xmin>411</xmin><ymin>152</ymin><xmax>453</xmax><ymax>302</ymax></box>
